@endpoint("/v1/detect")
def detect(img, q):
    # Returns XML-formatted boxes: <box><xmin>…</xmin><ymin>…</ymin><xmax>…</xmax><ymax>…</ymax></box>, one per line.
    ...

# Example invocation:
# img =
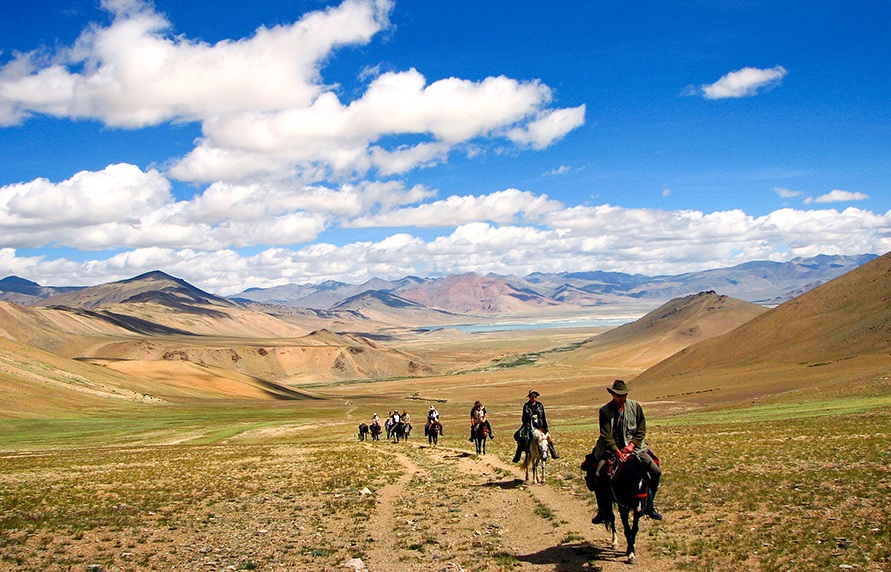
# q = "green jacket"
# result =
<box><xmin>593</xmin><ymin>398</ymin><xmax>648</xmax><ymax>459</ymax></box>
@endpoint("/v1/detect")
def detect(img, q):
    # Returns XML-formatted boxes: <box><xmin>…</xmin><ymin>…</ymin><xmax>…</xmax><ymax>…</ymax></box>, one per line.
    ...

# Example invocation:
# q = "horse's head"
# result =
<box><xmin>531</xmin><ymin>428</ymin><xmax>550</xmax><ymax>460</ymax></box>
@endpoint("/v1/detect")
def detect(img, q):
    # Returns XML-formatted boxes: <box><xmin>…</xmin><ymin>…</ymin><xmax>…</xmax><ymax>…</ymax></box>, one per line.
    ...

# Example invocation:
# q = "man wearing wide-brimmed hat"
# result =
<box><xmin>590</xmin><ymin>379</ymin><xmax>663</xmax><ymax>522</ymax></box>
<box><xmin>511</xmin><ymin>390</ymin><xmax>559</xmax><ymax>463</ymax></box>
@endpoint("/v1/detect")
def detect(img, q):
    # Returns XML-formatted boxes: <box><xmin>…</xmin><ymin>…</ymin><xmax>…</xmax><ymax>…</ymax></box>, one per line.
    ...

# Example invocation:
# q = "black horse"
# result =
<box><xmin>392</xmin><ymin>422</ymin><xmax>412</xmax><ymax>442</ymax></box>
<box><xmin>358</xmin><ymin>422</ymin><xmax>369</xmax><ymax>441</ymax></box>
<box><xmin>471</xmin><ymin>422</ymin><xmax>489</xmax><ymax>455</ymax></box>
<box><xmin>595</xmin><ymin>454</ymin><xmax>654</xmax><ymax>565</ymax></box>
<box><xmin>370</xmin><ymin>423</ymin><xmax>382</xmax><ymax>441</ymax></box>
<box><xmin>425</xmin><ymin>420</ymin><xmax>442</xmax><ymax>447</ymax></box>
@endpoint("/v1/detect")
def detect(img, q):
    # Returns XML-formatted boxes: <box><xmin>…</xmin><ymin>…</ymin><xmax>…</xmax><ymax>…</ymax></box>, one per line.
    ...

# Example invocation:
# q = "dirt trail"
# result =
<box><xmin>358</xmin><ymin>441</ymin><xmax>676</xmax><ymax>572</ymax></box>
<box><xmin>364</xmin><ymin>444</ymin><xmax>423</xmax><ymax>565</ymax></box>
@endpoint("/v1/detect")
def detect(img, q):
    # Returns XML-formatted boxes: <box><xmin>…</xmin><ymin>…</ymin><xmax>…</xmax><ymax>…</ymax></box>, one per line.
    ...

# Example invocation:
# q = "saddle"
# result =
<box><xmin>580</xmin><ymin>449</ymin><xmax>659</xmax><ymax>492</ymax></box>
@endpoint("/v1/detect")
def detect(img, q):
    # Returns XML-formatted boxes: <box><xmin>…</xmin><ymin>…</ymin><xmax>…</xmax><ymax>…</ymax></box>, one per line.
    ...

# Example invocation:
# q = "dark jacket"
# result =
<box><xmin>522</xmin><ymin>400</ymin><xmax>548</xmax><ymax>432</ymax></box>
<box><xmin>593</xmin><ymin>398</ymin><xmax>648</xmax><ymax>460</ymax></box>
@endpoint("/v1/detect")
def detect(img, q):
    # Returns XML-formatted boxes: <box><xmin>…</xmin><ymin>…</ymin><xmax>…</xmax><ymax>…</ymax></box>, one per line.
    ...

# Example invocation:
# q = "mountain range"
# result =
<box><xmin>232</xmin><ymin>253</ymin><xmax>877</xmax><ymax>311</ymax></box>
<box><xmin>0</xmin><ymin>255</ymin><xmax>876</xmax><ymax>316</ymax></box>
<box><xmin>0</xmin><ymin>251</ymin><xmax>889</xmax><ymax>416</ymax></box>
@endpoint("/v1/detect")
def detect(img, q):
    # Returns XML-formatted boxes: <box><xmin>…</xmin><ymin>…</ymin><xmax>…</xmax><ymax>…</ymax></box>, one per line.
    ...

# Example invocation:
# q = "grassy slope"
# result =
<box><xmin>0</xmin><ymin>395</ymin><xmax>888</xmax><ymax>571</ymax></box>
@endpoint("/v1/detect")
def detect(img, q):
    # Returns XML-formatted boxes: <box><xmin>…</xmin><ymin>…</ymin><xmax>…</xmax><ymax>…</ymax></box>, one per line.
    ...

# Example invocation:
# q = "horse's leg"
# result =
<box><xmin>629</xmin><ymin>511</ymin><xmax>640</xmax><ymax>565</ymax></box>
<box><xmin>608</xmin><ymin>513</ymin><xmax>618</xmax><ymax>551</ymax></box>
<box><xmin>620</xmin><ymin>507</ymin><xmax>639</xmax><ymax>564</ymax></box>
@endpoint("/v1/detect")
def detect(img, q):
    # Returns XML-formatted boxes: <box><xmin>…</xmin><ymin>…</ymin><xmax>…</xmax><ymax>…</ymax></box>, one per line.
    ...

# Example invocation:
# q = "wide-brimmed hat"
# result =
<box><xmin>607</xmin><ymin>379</ymin><xmax>630</xmax><ymax>395</ymax></box>
<box><xmin>527</xmin><ymin>390</ymin><xmax>540</xmax><ymax>398</ymax></box>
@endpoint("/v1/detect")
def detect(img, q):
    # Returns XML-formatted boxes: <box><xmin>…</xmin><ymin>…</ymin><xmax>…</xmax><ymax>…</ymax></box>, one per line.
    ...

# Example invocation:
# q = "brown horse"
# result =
<box><xmin>471</xmin><ymin>422</ymin><xmax>489</xmax><ymax>455</ymax></box>
<box><xmin>425</xmin><ymin>420</ymin><xmax>442</xmax><ymax>447</ymax></box>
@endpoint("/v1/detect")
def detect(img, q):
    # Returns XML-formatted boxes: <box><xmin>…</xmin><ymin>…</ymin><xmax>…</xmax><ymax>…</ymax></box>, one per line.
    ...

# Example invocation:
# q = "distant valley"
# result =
<box><xmin>0</xmin><ymin>251</ymin><xmax>889</xmax><ymax>417</ymax></box>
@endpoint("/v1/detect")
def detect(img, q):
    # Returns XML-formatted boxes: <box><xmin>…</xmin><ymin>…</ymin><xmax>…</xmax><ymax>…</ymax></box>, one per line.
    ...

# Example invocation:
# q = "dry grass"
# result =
<box><xmin>1</xmin><ymin>397</ymin><xmax>887</xmax><ymax>571</ymax></box>
<box><xmin>0</xmin><ymin>442</ymin><xmax>398</xmax><ymax>571</ymax></box>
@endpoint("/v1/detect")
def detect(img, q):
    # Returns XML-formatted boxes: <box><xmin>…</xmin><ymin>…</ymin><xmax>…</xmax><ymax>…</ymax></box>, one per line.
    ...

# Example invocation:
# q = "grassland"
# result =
<box><xmin>1</xmin><ymin>395</ymin><xmax>888</xmax><ymax>571</ymax></box>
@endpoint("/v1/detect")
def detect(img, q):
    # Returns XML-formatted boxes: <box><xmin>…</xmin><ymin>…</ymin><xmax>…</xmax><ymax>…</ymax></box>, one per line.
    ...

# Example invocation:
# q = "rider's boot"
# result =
<box><xmin>591</xmin><ymin>476</ymin><xmax>611</xmax><ymax>525</ymax></box>
<box><xmin>548</xmin><ymin>441</ymin><xmax>560</xmax><ymax>459</ymax></box>
<box><xmin>646</xmin><ymin>475</ymin><xmax>663</xmax><ymax>520</ymax></box>
<box><xmin>511</xmin><ymin>442</ymin><xmax>523</xmax><ymax>463</ymax></box>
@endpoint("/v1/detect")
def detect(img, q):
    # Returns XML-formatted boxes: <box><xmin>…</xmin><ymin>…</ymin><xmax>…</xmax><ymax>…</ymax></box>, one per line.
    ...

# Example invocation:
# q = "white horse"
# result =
<box><xmin>521</xmin><ymin>428</ymin><xmax>549</xmax><ymax>483</ymax></box>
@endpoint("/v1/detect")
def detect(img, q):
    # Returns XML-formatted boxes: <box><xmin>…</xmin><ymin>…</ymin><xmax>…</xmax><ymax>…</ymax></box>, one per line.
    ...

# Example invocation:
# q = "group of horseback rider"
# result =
<box><xmin>371</xmin><ymin>409</ymin><xmax>411</xmax><ymax>439</ymax></box>
<box><xmin>365</xmin><ymin>381</ymin><xmax>662</xmax><ymax>522</ymax></box>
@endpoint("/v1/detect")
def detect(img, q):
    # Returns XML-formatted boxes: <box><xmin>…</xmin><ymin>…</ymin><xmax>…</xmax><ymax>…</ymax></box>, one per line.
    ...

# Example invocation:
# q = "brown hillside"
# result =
<box><xmin>97</xmin><ymin>360</ymin><xmax>320</xmax><ymax>401</ymax></box>
<box><xmin>0</xmin><ymin>299</ymin><xmax>313</xmax><ymax>356</ymax></box>
<box><xmin>88</xmin><ymin>329</ymin><xmax>435</xmax><ymax>386</ymax></box>
<box><xmin>553</xmin><ymin>291</ymin><xmax>768</xmax><ymax>369</ymax></box>
<box><xmin>0</xmin><ymin>336</ymin><xmax>167</xmax><ymax>418</ymax></box>
<box><xmin>632</xmin><ymin>250</ymin><xmax>891</xmax><ymax>406</ymax></box>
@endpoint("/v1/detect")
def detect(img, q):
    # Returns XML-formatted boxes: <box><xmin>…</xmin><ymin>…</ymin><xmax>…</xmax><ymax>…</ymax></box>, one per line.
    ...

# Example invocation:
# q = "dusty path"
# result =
<box><xmin>358</xmin><ymin>440</ymin><xmax>676</xmax><ymax>572</ymax></box>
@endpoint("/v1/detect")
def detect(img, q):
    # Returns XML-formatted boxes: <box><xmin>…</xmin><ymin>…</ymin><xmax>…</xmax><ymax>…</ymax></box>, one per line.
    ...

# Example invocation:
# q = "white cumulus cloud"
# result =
<box><xmin>1</xmin><ymin>0</ymin><xmax>584</xmax><ymax>184</ymax></box>
<box><xmin>4</xmin><ymin>203</ymin><xmax>889</xmax><ymax>295</ymax></box>
<box><xmin>0</xmin><ymin>0</ymin><xmax>393</xmax><ymax>126</ymax></box>
<box><xmin>804</xmin><ymin>189</ymin><xmax>870</xmax><ymax>204</ymax></box>
<box><xmin>346</xmin><ymin>188</ymin><xmax>563</xmax><ymax>228</ymax></box>
<box><xmin>700</xmin><ymin>66</ymin><xmax>787</xmax><ymax>99</ymax></box>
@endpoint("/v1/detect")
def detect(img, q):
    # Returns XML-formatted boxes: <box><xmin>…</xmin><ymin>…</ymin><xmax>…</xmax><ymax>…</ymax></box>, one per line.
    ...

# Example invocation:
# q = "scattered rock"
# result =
<box><xmin>344</xmin><ymin>557</ymin><xmax>367</xmax><ymax>571</ymax></box>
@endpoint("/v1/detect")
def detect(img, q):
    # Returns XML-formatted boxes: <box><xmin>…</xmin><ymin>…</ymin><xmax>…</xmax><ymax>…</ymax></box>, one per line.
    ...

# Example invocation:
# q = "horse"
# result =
<box><xmin>425</xmin><ymin>420</ymin><xmax>442</xmax><ymax>447</ymax></box>
<box><xmin>357</xmin><ymin>422</ymin><xmax>369</xmax><ymax>441</ymax></box>
<box><xmin>596</xmin><ymin>454</ymin><xmax>654</xmax><ymax>565</ymax></box>
<box><xmin>521</xmin><ymin>428</ymin><xmax>549</xmax><ymax>483</ymax></box>
<box><xmin>369</xmin><ymin>422</ymin><xmax>382</xmax><ymax>441</ymax></box>
<box><xmin>392</xmin><ymin>421</ymin><xmax>412</xmax><ymax>442</ymax></box>
<box><xmin>471</xmin><ymin>422</ymin><xmax>489</xmax><ymax>455</ymax></box>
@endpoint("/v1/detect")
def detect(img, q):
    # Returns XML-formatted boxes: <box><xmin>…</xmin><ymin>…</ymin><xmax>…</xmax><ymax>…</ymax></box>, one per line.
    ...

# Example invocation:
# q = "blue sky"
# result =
<box><xmin>1</xmin><ymin>0</ymin><xmax>889</xmax><ymax>294</ymax></box>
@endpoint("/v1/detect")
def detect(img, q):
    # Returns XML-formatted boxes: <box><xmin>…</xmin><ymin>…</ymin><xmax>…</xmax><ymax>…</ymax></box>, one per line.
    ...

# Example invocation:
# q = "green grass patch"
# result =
<box><xmin>655</xmin><ymin>394</ymin><xmax>891</xmax><ymax>426</ymax></box>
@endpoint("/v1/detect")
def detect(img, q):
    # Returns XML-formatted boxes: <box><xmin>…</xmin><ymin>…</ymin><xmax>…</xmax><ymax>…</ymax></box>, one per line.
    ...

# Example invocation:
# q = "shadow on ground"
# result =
<box><xmin>517</xmin><ymin>542</ymin><xmax>620</xmax><ymax>571</ymax></box>
<box><xmin>477</xmin><ymin>478</ymin><xmax>525</xmax><ymax>490</ymax></box>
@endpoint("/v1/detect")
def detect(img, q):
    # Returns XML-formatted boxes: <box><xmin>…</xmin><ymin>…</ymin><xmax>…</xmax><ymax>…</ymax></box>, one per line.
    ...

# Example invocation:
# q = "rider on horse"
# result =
<box><xmin>425</xmin><ymin>405</ymin><xmax>441</xmax><ymax>435</ymax></box>
<box><xmin>512</xmin><ymin>390</ymin><xmax>559</xmax><ymax>462</ymax></box>
<box><xmin>590</xmin><ymin>380</ymin><xmax>663</xmax><ymax>523</ymax></box>
<box><xmin>469</xmin><ymin>400</ymin><xmax>493</xmax><ymax>441</ymax></box>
